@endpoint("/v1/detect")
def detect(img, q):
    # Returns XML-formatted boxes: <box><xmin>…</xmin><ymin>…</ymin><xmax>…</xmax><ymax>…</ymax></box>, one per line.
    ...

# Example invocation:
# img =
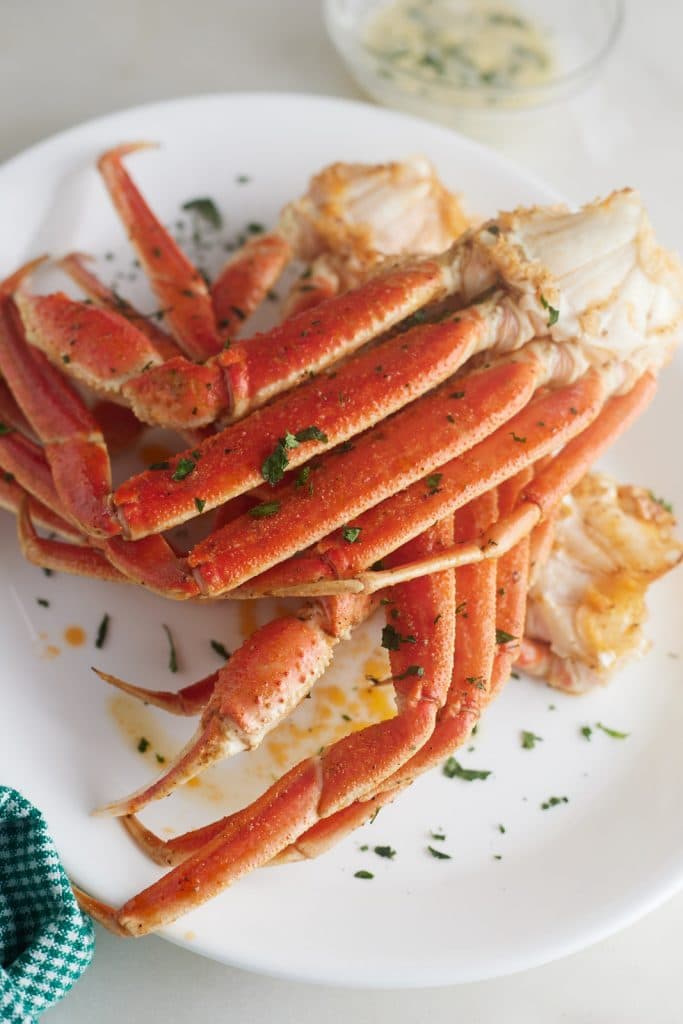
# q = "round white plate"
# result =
<box><xmin>1</xmin><ymin>93</ymin><xmax>682</xmax><ymax>988</ymax></box>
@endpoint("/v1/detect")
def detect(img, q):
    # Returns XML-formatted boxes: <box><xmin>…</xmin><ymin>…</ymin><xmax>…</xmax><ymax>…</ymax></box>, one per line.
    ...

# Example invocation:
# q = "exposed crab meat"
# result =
<box><xmin>520</xmin><ymin>473</ymin><xmax>683</xmax><ymax>693</ymax></box>
<box><xmin>279</xmin><ymin>156</ymin><xmax>468</xmax><ymax>306</ymax></box>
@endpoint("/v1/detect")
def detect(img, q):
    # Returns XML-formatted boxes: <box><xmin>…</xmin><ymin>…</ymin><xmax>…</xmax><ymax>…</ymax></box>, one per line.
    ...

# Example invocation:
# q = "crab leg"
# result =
<box><xmin>0</xmin><ymin>291</ymin><xmax>116</xmax><ymax>537</ymax></box>
<box><xmin>78</xmin><ymin>521</ymin><xmax>456</xmax><ymax>931</ymax></box>
<box><xmin>95</xmin><ymin>592</ymin><xmax>376</xmax><ymax>716</ymax></box>
<box><xmin>98</xmin><ymin>144</ymin><xmax>222</xmax><ymax>360</ymax></box>
<box><xmin>278</xmin><ymin>489</ymin><xmax>500</xmax><ymax>863</ymax></box>
<box><xmin>18</xmin><ymin>252</ymin><xmax>457</xmax><ymax>429</ymax></box>
<box><xmin>16</xmin><ymin>499</ymin><xmax>127</xmax><ymax>582</ymax></box>
<box><xmin>119</xmin><ymin>490</ymin><xmax>508</xmax><ymax>870</ymax></box>
<box><xmin>121</xmin><ymin>332</ymin><xmax>533</xmax><ymax>531</ymax></box>
<box><xmin>58</xmin><ymin>253</ymin><xmax>183</xmax><ymax>359</ymax></box>
<box><xmin>0</xmin><ymin>472</ymin><xmax>80</xmax><ymax>540</ymax></box>
<box><xmin>247</xmin><ymin>370</ymin><xmax>652</xmax><ymax>599</ymax></box>
<box><xmin>197</xmin><ymin>367</ymin><xmax>602</xmax><ymax>598</ymax></box>
<box><xmin>96</xmin><ymin>356</ymin><xmax>534</xmax><ymax>593</ymax></box>
<box><xmin>275</xmin><ymin>477</ymin><xmax>531</xmax><ymax>864</ymax></box>
<box><xmin>95</xmin><ymin>594</ymin><xmax>377</xmax><ymax>816</ymax></box>
<box><xmin>211</xmin><ymin>233</ymin><xmax>292</xmax><ymax>336</ymax></box>
<box><xmin>0</xmin><ymin>428</ymin><xmax>69</xmax><ymax>518</ymax></box>
<box><xmin>282</xmin><ymin>259</ymin><xmax>340</xmax><ymax>317</ymax></box>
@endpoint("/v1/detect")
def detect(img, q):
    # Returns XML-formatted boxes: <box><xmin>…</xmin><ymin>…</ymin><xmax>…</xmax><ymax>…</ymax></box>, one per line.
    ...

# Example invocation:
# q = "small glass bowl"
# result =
<box><xmin>324</xmin><ymin>0</ymin><xmax>624</xmax><ymax>137</ymax></box>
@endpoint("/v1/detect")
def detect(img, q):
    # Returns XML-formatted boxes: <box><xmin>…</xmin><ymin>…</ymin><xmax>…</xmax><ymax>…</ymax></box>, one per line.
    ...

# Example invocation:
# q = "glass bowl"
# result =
<box><xmin>324</xmin><ymin>0</ymin><xmax>624</xmax><ymax>138</ymax></box>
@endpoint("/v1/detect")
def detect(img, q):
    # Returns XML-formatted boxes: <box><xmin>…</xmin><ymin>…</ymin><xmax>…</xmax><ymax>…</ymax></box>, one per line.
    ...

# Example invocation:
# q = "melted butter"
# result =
<box><xmin>264</xmin><ymin>659</ymin><xmax>396</xmax><ymax>770</ymax></box>
<box><xmin>364</xmin><ymin>0</ymin><xmax>554</xmax><ymax>102</ymax></box>
<box><xmin>64</xmin><ymin>625</ymin><xmax>86</xmax><ymax>647</ymax></box>
<box><xmin>108</xmin><ymin>694</ymin><xmax>226</xmax><ymax>805</ymax></box>
<box><xmin>37</xmin><ymin>631</ymin><xmax>61</xmax><ymax>659</ymax></box>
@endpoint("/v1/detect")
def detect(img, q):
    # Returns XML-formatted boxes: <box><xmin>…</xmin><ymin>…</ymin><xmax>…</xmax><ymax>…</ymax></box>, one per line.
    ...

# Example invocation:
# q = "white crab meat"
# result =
<box><xmin>458</xmin><ymin>189</ymin><xmax>683</xmax><ymax>391</ymax></box>
<box><xmin>279</xmin><ymin>157</ymin><xmax>469</xmax><ymax>288</ymax></box>
<box><xmin>522</xmin><ymin>473</ymin><xmax>683</xmax><ymax>693</ymax></box>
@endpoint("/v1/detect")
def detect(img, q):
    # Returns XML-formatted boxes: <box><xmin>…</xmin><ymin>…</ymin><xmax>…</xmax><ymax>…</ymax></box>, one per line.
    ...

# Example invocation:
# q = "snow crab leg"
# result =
<box><xmin>97</xmin><ymin>144</ymin><xmax>223</xmax><ymax>360</ymax></box>
<box><xmin>94</xmin><ymin>593</ymin><xmax>377</xmax><ymax>816</ymax></box>
<box><xmin>76</xmin><ymin>518</ymin><xmax>457</xmax><ymax>934</ymax></box>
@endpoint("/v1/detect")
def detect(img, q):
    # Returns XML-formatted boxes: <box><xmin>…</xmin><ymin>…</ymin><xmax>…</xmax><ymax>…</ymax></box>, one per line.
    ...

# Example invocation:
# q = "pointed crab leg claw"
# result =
<box><xmin>98</xmin><ymin>144</ymin><xmax>222</xmax><ymax>360</ymax></box>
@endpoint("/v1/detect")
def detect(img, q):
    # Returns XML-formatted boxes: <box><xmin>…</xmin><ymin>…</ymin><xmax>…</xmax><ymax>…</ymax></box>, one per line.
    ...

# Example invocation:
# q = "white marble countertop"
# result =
<box><xmin>2</xmin><ymin>0</ymin><xmax>682</xmax><ymax>1019</ymax></box>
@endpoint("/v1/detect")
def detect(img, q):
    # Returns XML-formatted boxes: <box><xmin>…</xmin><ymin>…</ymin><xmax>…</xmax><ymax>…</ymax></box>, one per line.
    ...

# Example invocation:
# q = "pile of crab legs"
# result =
<box><xmin>0</xmin><ymin>144</ymin><xmax>681</xmax><ymax>936</ymax></box>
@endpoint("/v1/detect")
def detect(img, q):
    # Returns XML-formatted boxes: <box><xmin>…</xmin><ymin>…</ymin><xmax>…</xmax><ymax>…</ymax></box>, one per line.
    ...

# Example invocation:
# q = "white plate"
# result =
<box><xmin>1</xmin><ymin>93</ymin><xmax>682</xmax><ymax>989</ymax></box>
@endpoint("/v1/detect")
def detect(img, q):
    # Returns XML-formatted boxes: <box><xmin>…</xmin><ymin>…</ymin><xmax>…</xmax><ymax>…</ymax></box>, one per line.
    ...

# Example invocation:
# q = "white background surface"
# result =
<box><xmin>1</xmin><ymin>0</ymin><xmax>681</xmax><ymax>1020</ymax></box>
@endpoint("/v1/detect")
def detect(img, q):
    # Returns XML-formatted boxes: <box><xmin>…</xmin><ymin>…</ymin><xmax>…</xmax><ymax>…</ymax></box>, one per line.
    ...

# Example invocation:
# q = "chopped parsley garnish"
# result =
<box><xmin>648</xmin><ymin>491</ymin><xmax>674</xmax><ymax>514</ymax></box>
<box><xmin>426</xmin><ymin>473</ymin><xmax>442</xmax><ymax>495</ymax></box>
<box><xmin>596</xmin><ymin>722</ymin><xmax>629</xmax><ymax>739</ymax></box>
<box><xmin>137</xmin><ymin>737</ymin><xmax>150</xmax><ymax>754</ymax></box>
<box><xmin>510</xmin><ymin>432</ymin><xmax>526</xmax><ymax>443</ymax></box>
<box><xmin>374</xmin><ymin>845</ymin><xmax>396</xmax><ymax>859</ymax></box>
<box><xmin>394</xmin><ymin>665</ymin><xmax>424</xmax><ymax>681</ymax></box>
<box><xmin>0</xmin><ymin>422</ymin><xmax>14</xmax><ymax>435</ymax></box>
<box><xmin>155</xmin><ymin>753</ymin><xmax>166</xmax><ymax>764</ymax></box>
<box><xmin>487</xmin><ymin>224</ymin><xmax>501</xmax><ymax>236</ymax></box>
<box><xmin>521</xmin><ymin>730</ymin><xmax>542</xmax><ymax>750</ymax></box>
<box><xmin>495</xmin><ymin>629</ymin><xmax>517</xmax><ymax>645</ymax></box>
<box><xmin>249</xmin><ymin>501</ymin><xmax>280</xmax><ymax>519</ymax></box>
<box><xmin>171</xmin><ymin>456</ymin><xmax>196</xmax><ymax>482</ymax></box>
<box><xmin>431</xmin><ymin>831</ymin><xmax>446</xmax><ymax>841</ymax></box>
<box><xmin>427</xmin><ymin>845</ymin><xmax>451</xmax><ymax>860</ymax></box>
<box><xmin>450</xmin><ymin>390</ymin><xmax>465</xmax><ymax>400</ymax></box>
<box><xmin>342</xmin><ymin>525</ymin><xmax>362</xmax><ymax>543</ymax></box>
<box><xmin>162</xmin><ymin>624</ymin><xmax>178</xmax><ymax>673</ymax></box>
<box><xmin>248</xmin><ymin>222</ymin><xmax>264</xmax><ymax>234</ymax></box>
<box><xmin>354</xmin><ymin>870</ymin><xmax>374</xmax><ymax>880</ymax></box>
<box><xmin>194</xmin><ymin>497</ymin><xmax>206</xmax><ymax>513</ymax></box>
<box><xmin>580</xmin><ymin>725</ymin><xmax>592</xmax><ymax>741</ymax></box>
<box><xmin>295</xmin><ymin>466</ymin><xmax>311</xmax><ymax>488</ymax></box>
<box><xmin>95</xmin><ymin>613</ymin><xmax>110</xmax><ymax>649</ymax></box>
<box><xmin>381</xmin><ymin>624</ymin><xmax>416</xmax><ymax>650</ymax></box>
<box><xmin>261</xmin><ymin>426</ymin><xmax>328</xmax><ymax>485</ymax></box>
<box><xmin>236</xmin><ymin>174</ymin><xmax>251</xmax><ymax>184</ymax></box>
<box><xmin>541</xmin><ymin>796</ymin><xmax>568</xmax><ymax>810</ymax></box>
<box><xmin>540</xmin><ymin>294</ymin><xmax>559</xmax><ymax>326</ymax></box>
<box><xmin>498</xmin><ymin>824</ymin><xmax>506</xmax><ymax>834</ymax></box>
<box><xmin>181</xmin><ymin>197</ymin><xmax>222</xmax><ymax>229</ymax></box>
<box><xmin>443</xmin><ymin>757</ymin><xmax>491</xmax><ymax>782</ymax></box>
<box><xmin>36</xmin><ymin>598</ymin><xmax>50</xmax><ymax>608</ymax></box>
<box><xmin>149</xmin><ymin>460</ymin><xmax>170</xmax><ymax>471</ymax></box>
<box><xmin>210</xmin><ymin>639</ymin><xmax>230</xmax><ymax>660</ymax></box>
<box><xmin>42</xmin><ymin>568</ymin><xmax>54</xmax><ymax>577</ymax></box>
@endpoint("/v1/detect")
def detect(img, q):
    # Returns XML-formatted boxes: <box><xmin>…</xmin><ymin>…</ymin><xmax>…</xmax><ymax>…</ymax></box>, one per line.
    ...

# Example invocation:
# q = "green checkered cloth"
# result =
<box><xmin>0</xmin><ymin>787</ymin><xmax>94</xmax><ymax>1022</ymax></box>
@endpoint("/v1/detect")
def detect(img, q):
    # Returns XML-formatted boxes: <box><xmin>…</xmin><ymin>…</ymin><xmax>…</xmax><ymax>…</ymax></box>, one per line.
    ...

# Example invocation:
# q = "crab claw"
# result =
<box><xmin>94</xmin><ymin>595</ymin><xmax>375</xmax><ymax>816</ymax></box>
<box><xmin>98</xmin><ymin>143</ymin><xmax>222</xmax><ymax>360</ymax></box>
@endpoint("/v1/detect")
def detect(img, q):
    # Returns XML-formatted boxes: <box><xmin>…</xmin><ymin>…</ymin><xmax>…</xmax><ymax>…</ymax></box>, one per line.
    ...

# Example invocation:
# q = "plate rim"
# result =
<box><xmin>1</xmin><ymin>89</ymin><xmax>681</xmax><ymax>988</ymax></box>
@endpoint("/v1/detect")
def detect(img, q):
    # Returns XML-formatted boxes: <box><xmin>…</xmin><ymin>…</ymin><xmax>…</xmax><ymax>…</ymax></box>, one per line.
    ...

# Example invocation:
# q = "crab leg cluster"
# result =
<box><xmin>1</xmin><ymin>145</ymin><xmax>681</xmax><ymax>936</ymax></box>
